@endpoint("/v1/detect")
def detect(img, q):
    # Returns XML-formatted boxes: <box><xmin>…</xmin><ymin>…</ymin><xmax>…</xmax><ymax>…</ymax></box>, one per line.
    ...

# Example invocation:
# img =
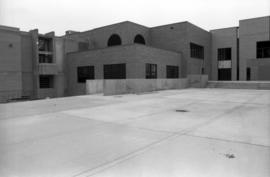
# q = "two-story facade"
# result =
<box><xmin>0</xmin><ymin>16</ymin><xmax>269</xmax><ymax>102</ymax></box>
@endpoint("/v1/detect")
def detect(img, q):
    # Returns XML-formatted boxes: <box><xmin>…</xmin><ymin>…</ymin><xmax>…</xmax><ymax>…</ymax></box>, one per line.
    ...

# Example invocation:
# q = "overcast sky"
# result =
<box><xmin>0</xmin><ymin>0</ymin><xmax>269</xmax><ymax>35</ymax></box>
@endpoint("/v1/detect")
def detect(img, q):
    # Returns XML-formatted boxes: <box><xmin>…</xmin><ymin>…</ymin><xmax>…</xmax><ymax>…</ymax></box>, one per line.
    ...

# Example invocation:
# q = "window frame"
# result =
<box><xmin>145</xmin><ymin>63</ymin><xmax>157</xmax><ymax>79</ymax></box>
<box><xmin>134</xmin><ymin>34</ymin><xmax>146</xmax><ymax>44</ymax></box>
<box><xmin>166</xmin><ymin>65</ymin><xmax>179</xmax><ymax>78</ymax></box>
<box><xmin>257</xmin><ymin>41</ymin><xmax>270</xmax><ymax>59</ymax></box>
<box><xmin>39</xmin><ymin>54</ymin><xmax>53</xmax><ymax>63</ymax></box>
<box><xmin>107</xmin><ymin>34</ymin><xmax>122</xmax><ymax>47</ymax></box>
<box><xmin>218</xmin><ymin>48</ymin><xmax>232</xmax><ymax>61</ymax></box>
<box><xmin>103</xmin><ymin>63</ymin><xmax>126</xmax><ymax>79</ymax></box>
<box><xmin>77</xmin><ymin>66</ymin><xmax>95</xmax><ymax>83</ymax></box>
<box><xmin>39</xmin><ymin>75</ymin><xmax>54</xmax><ymax>89</ymax></box>
<box><xmin>190</xmin><ymin>42</ymin><xmax>204</xmax><ymax>59</ymax></box>
<box><xmin>38</xmin><ymin>37</ymin><xmax>53</xmax><ymax>52</ymax></box>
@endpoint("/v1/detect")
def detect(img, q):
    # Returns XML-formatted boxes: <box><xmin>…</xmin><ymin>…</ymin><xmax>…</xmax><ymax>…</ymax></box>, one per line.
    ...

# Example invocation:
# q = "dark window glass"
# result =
<box><xmin>134</xmin><ymin>34</ymin><xmax>146</xmax><ymax>44</ymax></box>
<box><xmin>77</xmin><ymin>66</ymin><xmax>95</xmax><ymax>83</ymax></box>
<box><xmin>247</xmin><ymin>68</ymin><xmax>251</xmax><ymax>81</ymax></box>
<box><xmin>107</xmin><ymin>34</ymin><xmax>122</xmax><ymax>46</ymax></box>
<box><xmin>190</xmin><ymin>43</ymin><xmax>204</xmax><ymax>59</ymax></box>
<box><xmin>38</xmin><ymin>37</ymin><xmax>53</xmax><ymax>52</ymax></box>
<box><xmin>166</xmin><ymin>65</ymin><xmax>179</xmax><ymax>78</ymax></box>
<box><xmin>39</xmin><ymin>54</ymin><xmax>53</xmax><ymax>63</ymax></box>
<box><xmin>103</xmin><ymin>64</ymin><xmax>126</xmax><ymax>79</ymax></box>
<box><xmin>39</xmin><ymin>75</ymin><xmax>54</xmax><ymax>88</ymax></box>
<box><xmin>146</xmin><ymin>63</ymin><xmax>157</xmax><ymax>79</ymax></box>
<box><xmin>218</xmin><ymin>48</ymin><xmax>231</xmax><ymax>61</ymax></box>
<box><xmin>257</xmin><ymin>41</ymin><xmax>270</xmax><ymax>58</ymax></box>
<box><xmin>78</xmin><ymin>42</ymin><xmax>89</xmax><ymax>51</ymax></box>
<box><xmin>218</xmin><ymin>69</ymin><xmax>231</xmax><ymax>81</ymax></box>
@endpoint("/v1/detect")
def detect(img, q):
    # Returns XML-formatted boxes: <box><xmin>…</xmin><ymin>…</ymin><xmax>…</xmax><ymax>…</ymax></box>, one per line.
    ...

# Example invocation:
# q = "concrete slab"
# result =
<box><xmin>0</xmin><ymin>88</ymin><xmax>269</xmax><ymax>177</ymax></box>
<box><xmin>91</xmin><ymin>135</ymin><xmax>270</xmax><ymax>177</ymax></box>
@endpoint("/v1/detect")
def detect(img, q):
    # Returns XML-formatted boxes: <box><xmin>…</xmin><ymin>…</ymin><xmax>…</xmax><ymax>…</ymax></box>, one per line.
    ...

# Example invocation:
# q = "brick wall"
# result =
<box><xmin>210</xmin><ymin>27</ymin><xmax>238</xmax><ymax>80</ymax></box>
<box><xmin>239</xmin><ymin>16</ymin><xmax>270</xmax><ymax>80</ymax></box>
<box><xmin>66</xmin><ymin>44</ymin><xmax>181</xmax><ymax>96</ymax></box>
<box><xmin>0</xmin><ymin>29</ymin><xmax>22</xmax><ymax>102</ymax></box>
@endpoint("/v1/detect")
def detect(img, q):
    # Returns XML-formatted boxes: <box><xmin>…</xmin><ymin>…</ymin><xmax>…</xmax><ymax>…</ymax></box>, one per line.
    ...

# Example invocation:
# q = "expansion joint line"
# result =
<box><xmin>72</xmin><ymin>95</ymin><xmax>260</xmax><ymax>177</ymax></box>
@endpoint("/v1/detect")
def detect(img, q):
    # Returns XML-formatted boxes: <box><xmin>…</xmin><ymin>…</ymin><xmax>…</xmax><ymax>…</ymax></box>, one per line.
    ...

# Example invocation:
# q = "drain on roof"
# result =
<box><xmin>224</xmin><ymin>153</ymin><xmax>235</xmax><ymax>159</ymax></box>
<box><xmin>175</xmin><ymin>109</ymin><xmax>189</xmax><ymax>112</ymax></box>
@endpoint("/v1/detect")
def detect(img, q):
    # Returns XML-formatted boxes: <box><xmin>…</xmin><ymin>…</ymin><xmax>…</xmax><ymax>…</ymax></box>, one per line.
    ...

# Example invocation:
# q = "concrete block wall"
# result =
<box><xmin>66</xmin><ymin>44</ymin><xmax>181</xmax><ymax>96</ymax></box>
<box><xmin>66</xmin><ymin>44</ymin><xmax>137</xmax><ymax>96</ymax></box>
<box><xmin>150</xmin><ymin>22</ymin><xmax>188</xmax><ymax>77</ymax></box>
<box><xmin>1</xmin><ymin>16</ymin><xmax>270</xmax><ymax>102</ymax></box>
<box><xmin>187</xmin><ymin>74</ymin><xmax>208</xmax><ymax>88</ymax></box>
<box><xmin>37</xmin><ymin>89</ymin><xmax>56</xmax><ymax>98</ymax></box>
<box><xmin>207</xmin><ymin>81</ymin><xmax>270</xmax><ymax>90</ymax></box>
<box><xmin>54</xmin><ymin>37</ymin><xmax>66</xmax><ymax>97</ymax></box>
<box><xmin>149</xmin><ymin>22</ymin><xmax>211</xmax><ymax>77</ymax></box>
<box><xmin>246</xmin><ymin>59</ymin><xmax>270</xmax><ymax>81</ymax></box>
<box><xmin>104</xmin><ymin>80</ymin><xmax>127</xmax><ymax>95</ymax></box>
<box><xmin>239</xmin><ymin>16</ymin><xmax>270</xmax><ymax>80</ymax></box>
<box><xmin>103</xmin><ymin>78</ymin><xmax>188</xmax><ymax>95</ymax></box>
<box><xmin>21</xmin><ymin>33</ymin><xmax>34</xmax><ymax>98</ymax></box>
<box><xmin>66</xmin><ymin>21</ymin><xmax>150</xmax><ymax>50</ymax></box>
<box><xmin>86</xmin><ymin>77</ymin><xmax>211</xmax><ymax>96</ymax></box>
<box><xmin>86</xmin><ymin>80</ymin><xmax>103</xmax><ymax>94</ymax></box>
<box><xmin>210</xmin><ymin>27</ymin><xmax>238</xmax><ymax>81</ymax></box>
<box><xmin>0</xmin><ymin>28</ymin><xmax>22</xmax><ymax>102</ymax></box>
<box><xmin>126</xmin><ymin>79</ymin><xmax>158</xmax><ymax>93</ymax></box>
<box><xmin>186</xmin><ymin>23</ymin><xmax>212</xmax><ymax>76</ymax></box>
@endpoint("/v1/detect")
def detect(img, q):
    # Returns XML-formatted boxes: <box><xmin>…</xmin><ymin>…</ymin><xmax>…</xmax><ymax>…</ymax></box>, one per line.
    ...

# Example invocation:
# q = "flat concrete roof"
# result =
<box><xmin>0</xmin><ymin>88</ymin><xmax>269</xmax><ymax>177</ymax></box>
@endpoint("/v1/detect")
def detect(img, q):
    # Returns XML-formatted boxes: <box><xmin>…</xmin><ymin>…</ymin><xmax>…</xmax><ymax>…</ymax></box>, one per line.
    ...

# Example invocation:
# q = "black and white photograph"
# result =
<box><xmin>0</xmin><ymin>0</ymin><xmax>270</xmax><ymax>176</ymax></box>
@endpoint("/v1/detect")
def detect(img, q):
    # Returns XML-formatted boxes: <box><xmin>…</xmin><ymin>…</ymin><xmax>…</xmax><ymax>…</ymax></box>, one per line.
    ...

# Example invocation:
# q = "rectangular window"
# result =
<box><xmin>218</xmin><ymin>69</ymin><xmax>231</xmax><ymax>81</ymax></box>
<box><xmin>166</xmin><ymin>65</ymin><xmax>179</xmax><ymax>78</ymax></box>
<box><xmin>257</xmin><ymin>41</ymin><xmax>270</xmax><ymax>58</ymax></box>
<box><xmin>218</xmin><ymin>48</ymin><xmax>231</xmax><ymax>61</ymax></box>
<box><xmin>190</xmin><ymin>43</ymin><xmax>204</xmax><ymax>59</ymax></box>
<box><xmin>145</xmin><ymin>63</ymin><xmax>157</xmax><ymax>79</ymax></box>
<box><xmin>77</xmin><ymin>66</ymin><xmax>95</xmax><ymax>83</ymax></box>
<box><xmin>103</xmin><ymin>64</ymin><xmax>126</xmax><ymax>79</ymax></box>
<box><xmin>38</xmin><ymin>37</ymin><xmax>53</xmax><ymax>52</ymax></box>
<box><xmin>39</xmin><ymin>75</ymin><xmax>54</xmax><ymax>88</ymax></box>
<box><xmin>39</xmin><ymin>54</ymin><xmax>53</xmax><ymax>63</ymax></box>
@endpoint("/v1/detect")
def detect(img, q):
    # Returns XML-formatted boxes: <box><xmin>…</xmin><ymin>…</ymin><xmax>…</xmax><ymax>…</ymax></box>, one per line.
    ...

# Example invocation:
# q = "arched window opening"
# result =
<box><xmin>107</xmin><ymin>34</ymin><xmax>122</xmax><ymax>46</ymax></box>
<box><xmin>134</xmin><ymin>34</ymin><xmax>146</xmax><ymax>44</ymax></box>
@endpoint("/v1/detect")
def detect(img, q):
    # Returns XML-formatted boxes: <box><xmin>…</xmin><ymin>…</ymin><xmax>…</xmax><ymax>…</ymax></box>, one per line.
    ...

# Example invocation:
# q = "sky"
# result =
<box><xmin>0</xmin><ymin>0</ymin><xmax>269</xmax><ymax>35</ymax></box>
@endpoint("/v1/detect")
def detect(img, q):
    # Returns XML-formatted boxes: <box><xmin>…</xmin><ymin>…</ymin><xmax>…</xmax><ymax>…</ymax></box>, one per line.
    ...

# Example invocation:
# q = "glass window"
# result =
<box><xmin>190</xmin><ymin>43</ymin><xmax>204</xmax><ymax>59</ymax></box>
<box><xmin>103</xmin><ymin>64</ymin><xmax>126</xmax><ymax>79</ymax></box>
<box><xmin>107</xmin><ymin>34</ymin><xmax>122</xmax><ymax>47</ymax></box>
<box><xmin>134</xmin><ymin>34</ymin><xmax>146</xmax><ymax>44</ymax></box>
<box><xmin>257</xmin><ymin>41</ymin><xmax>270</xmax><ymax>58</ymax></box>
<box><xmin>146</xmin><ymin>63</ymin><xmax>157</xmax><ymax>79</ymax></box>
<box><xmin>166</xmin><ymin>65</ymin><xmax>179</xmax><ymax>78</ymax></box>
<box><xmin>77</xmin><ymin>66</ymin><xmax>95</xmax><ymax>83</ymax></box>
<box><xmin>39</xmin><ymin>75</ymin><xmax>54</xmax><ymax>88</ymax></box>
<box><xmin>38</xmin><ymin>37</ymin><xmax>53</xmax><ymax>52</ymax></box>
<box><xmin>218</xmin><ymin>48</ymin><xmax>231</xmax><ymax>61</ymax></box>
<box><xmin>39</xmin><ymin>54</ymin><xmax>53</xmax><ymax>63</ymax></box>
